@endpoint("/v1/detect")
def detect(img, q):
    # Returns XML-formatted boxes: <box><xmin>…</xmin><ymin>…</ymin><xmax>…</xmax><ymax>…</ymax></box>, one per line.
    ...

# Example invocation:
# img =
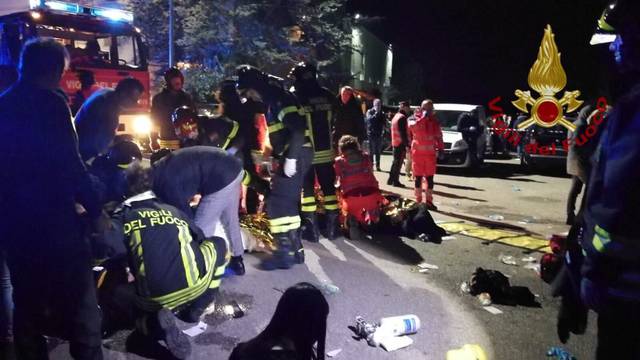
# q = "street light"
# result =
<box><xmin>354</xmin><ymin>13</ymin><xmax>361</xmax><ymax>20</ymax></box>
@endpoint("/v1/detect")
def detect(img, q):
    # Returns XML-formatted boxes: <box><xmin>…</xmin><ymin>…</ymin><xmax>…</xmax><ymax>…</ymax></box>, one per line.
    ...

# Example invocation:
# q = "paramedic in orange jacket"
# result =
<box><xmin>409</xmin><ymin>100</ymin><xmax>443</xmax><ymax>210</ymax></box>
<box><xmin>334</xmin><ymin>135</ymin><xmax>385</xmax><ymax>226</ymax></box>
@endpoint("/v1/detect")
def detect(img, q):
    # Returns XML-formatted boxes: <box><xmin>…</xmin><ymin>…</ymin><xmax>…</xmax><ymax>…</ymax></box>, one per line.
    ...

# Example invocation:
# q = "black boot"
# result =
<box><xmin>229</xmin><ymin>256</ymin><xmax>245</xmax><ymax>276</ymax></box>
<box><xmin>325</xmin><ymin>211</ymin><xmax>340</xmax><ymax>240</ymax></box>
<box><xmin>155</xmin><ymin>309</ymin><xmax>192</xmax><ymax>359</ymax></box>
<box><xmin>261</xmin><ymin>233</ymin><xmax>295</xmax><ymax>270</ymax></box>
<box><xmin>289</xmin><ymin>229</ymin><xmax>305</xmax><ymax>264</ymax></box>
<box><xmin>300</xmin><ymin>211</ymin><xmax>320</xmax><ymax>242</ymax></box>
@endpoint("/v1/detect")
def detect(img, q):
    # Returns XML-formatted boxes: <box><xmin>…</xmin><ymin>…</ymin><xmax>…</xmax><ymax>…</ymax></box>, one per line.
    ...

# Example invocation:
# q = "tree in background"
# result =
<box><xmin>129</xmin><ymin>0</ymin><xmax>352</xmax><ymax>102</ymax></box>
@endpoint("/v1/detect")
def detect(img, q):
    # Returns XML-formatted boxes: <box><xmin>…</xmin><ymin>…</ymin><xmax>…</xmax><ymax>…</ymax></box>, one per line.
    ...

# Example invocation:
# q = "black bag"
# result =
<box><xmin>402</xmin><ymin>204</ymin><xmax>446</xmax><ymax>241</ymax></box>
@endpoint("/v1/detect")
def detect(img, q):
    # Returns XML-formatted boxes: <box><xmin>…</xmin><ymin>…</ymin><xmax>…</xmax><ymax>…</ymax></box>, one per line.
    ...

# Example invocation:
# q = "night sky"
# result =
<box><xmin>349</xmin><ymin>0</ymin><xmax>613</xmax><ymax>107</ymax></box>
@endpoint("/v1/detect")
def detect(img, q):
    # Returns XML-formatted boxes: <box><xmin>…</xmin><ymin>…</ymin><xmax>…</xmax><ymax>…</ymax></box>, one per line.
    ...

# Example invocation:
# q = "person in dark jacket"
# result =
<box><xmin>89</xmin><ymin>140</ymin><xmax>142</xmax><ymax>205</ymax></box>
<box><xmin>456</xmin><ymin>108</ymin><xmax>481</xmax><ymax>164</ymax></box>
<box><xmin>555</xmin><ymin>3</ymin><xmax>640</xmax><ymax>359</ymax></box>
<box><xmin>229</xmin><ymin>282</ymin><xmax>328</xmax><ymax>360</ymax></box>
<box><xmin>70</xmin><ymin>70</ymin><xmax>101</xmax><ymax>115</ymax></box>
<box><xmin>333</xmin><ymin>86</ymin><xmax>365</xmax><ymax>145</ymax></box>
<box><xmin>74</xmin><ymin>77</ymin><xmax>144</xmax><ymax>161</ymax></box>
<box><xmin>151</xmin><ymin>67</ymin><xmax>195</xmax><ymax>150</ymax></box>
<box><xmin>0</xmin><ymin>38</ymin><xmax>103</xmax><ymax>360</ymax></box>
<box><xmin>151</xmin><ymin>146</ymin><xmax>246</xmax><ymax>276</ymax></box>
<box><xmin>365</xmin><ymin>98</ymin><xmax>386</xmax><ymax>171</ymax></box>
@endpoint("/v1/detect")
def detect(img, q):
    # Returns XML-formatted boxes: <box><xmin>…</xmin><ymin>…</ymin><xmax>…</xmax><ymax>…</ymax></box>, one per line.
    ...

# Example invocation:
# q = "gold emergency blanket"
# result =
<box><xmin>239</xmin><ymin>213</ymin><xmax>275</xmax><ymax>251</ymax></box>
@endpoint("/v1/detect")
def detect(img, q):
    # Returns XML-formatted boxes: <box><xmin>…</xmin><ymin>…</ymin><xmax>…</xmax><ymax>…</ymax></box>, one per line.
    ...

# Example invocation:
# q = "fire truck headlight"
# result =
<box><xmin>133</xmin><ymin>115</ymin><xmax>152</xmax><ymax>135</ymax></box>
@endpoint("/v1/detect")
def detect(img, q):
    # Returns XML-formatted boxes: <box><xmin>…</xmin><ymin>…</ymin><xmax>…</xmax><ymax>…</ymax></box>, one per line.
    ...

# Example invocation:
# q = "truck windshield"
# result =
<box><xmin>36</xmin><ymin>24</ymin><xmax>141</xmax><ymax>69</ymax></box>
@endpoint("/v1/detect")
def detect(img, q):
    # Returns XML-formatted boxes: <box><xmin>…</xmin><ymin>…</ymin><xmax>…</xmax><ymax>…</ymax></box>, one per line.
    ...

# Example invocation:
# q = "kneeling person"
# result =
<box><xmin>99</xmin><ymin>168</ymin><xmax>228</xmax><ymax>358</ymax></box>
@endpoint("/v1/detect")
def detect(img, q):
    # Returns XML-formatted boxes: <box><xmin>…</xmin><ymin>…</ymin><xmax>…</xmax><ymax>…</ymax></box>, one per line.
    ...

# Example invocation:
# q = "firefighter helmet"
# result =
<box><xmin>106</xmin><ymin>140</ymin><xmax>142</xmax><ymax>169</ymax></box>
<box><xmin>172</xmin><ymin>106</ymin><xmax>199</xmax><ymax>140</ymax></box>
<box><xmin>235</xmin><ymin>65</ymin><xmax>266</xmax><ymax>91</ymax></box>
<box><xmin>288</xmin><ymin>62</ymin><xmax>317</xmax><ymax>82</ymax></box>
<box><xmin>591</xmin><ymin>0</ymin><xmax>640</xmax><ymax>44</ymax></box>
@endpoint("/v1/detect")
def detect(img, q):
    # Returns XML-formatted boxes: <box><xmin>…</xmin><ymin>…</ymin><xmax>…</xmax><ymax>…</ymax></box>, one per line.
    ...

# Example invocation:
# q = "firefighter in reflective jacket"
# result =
<box><xmin>171</xmin><ymin>106</ymin><xmax>270</xmax><ymax>197</ymax></box>
<box><xmin>334</xmin><ymin>135</ymin><xmax>385</xmax><ymax>227</ymax></box>
<box><xmin>289</xmin><ymin>62</ymin><xmax>340</xmax><ymax>241</ymax></box>
<box><xmin>409</xmin><ymin>100</ymin><xmax>443</xmax><ymax>209</ymax></box>
<box><xmin>236</xmin><ymin>65</ymin><xmax>313</xmax><ymax>270</ymax></box>
<box><xmin>98</xmin><ymin>190</ymin><xmax>228</xmax><ymax>359</ymax></box>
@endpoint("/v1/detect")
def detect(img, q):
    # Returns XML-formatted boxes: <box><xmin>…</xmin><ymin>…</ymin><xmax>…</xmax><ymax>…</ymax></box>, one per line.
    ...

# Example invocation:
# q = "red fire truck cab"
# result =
<box><xmin>0</xmin><ymin>0</ymin><xmax>153</xmax><ymax>147</ymax></box>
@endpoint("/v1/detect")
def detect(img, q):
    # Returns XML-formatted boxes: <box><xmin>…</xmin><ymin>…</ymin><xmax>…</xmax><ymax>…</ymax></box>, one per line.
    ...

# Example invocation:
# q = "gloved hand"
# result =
<box><xmin>283</xmin><ymin>158</ymin><xmax>297</xmax><ymax>177</ymax></box>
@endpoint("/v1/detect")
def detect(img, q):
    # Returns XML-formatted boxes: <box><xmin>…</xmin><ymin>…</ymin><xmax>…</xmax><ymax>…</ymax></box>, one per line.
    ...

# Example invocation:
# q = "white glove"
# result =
<box><xmin>284</xmin><ymin>158</ymin><xmax>297</xmax><ymax>177</ymax></box>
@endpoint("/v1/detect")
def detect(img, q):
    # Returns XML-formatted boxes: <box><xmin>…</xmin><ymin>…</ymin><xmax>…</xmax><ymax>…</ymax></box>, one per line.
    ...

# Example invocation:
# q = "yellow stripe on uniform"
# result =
<box><xmin>323</xmin><ymin>195</ymin><xmax>339</xmax><ymax>211</ymax></box>
<box><xmin>222</xmin><ymin>121</ymin><xmax>240</xmax><ymax>150</ymax></box>
<box><xmin>269</xmin><ymin>216</ymin><xmax>301</xmax><ymax>233</ymax></box>
<box><xmin>277</xmin><ymin>106</ymin><xmax>301</xmax><ymax>121</ymax></box>
<box><xmin>242</xmin><ymin>170</ymin><xmax>251</xmax><ymax>186</ymax></box>
<box><xmin>178</xmin><ymin>224</ymin><xmax>199</xmax><ymax>287</ymax></box>
<box><xmin>268</xmin><ymin>122</ymin><xmax>284</xmax><ymax>133</ymax></box>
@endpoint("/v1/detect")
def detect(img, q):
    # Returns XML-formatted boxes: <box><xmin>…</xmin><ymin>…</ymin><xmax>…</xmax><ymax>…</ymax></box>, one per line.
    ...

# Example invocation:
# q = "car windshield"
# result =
<box><xmin>36</xmin><ymin>24</ymin><xmax>142</xmax><ymax>69</ymax></box>
<box><xmin>434</xmin><ymin>110</ymin><xmax>464</xmax><ymax>131</ymax></box>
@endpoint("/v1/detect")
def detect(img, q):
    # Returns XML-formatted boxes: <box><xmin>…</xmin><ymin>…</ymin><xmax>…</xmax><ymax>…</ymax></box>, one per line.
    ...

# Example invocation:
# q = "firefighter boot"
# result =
<box><xmin>325</xmin><ymin>210</ymin><xmax>340</xmax><ymax>240</ymax></box>
<box><xmin>414</xmin><ymin>187</ymin><xmax>423</xmax><ymax>203</ymax></box>
<box><xmin>425</xmin><ymin>189</ymin><xmax>438</xmax><ymax>211</ymax></box>
<box><xmin>300</xmin><ymin>211</ymin><xmax>320</xmax><ymax>243</ymax></box>
<box><xmin>290</xmin><ymin>229</ymin><xmax>305</xmax><ymax>264</ymax></box>
<box><xmin>261</xmin><ymin>233</ymin><xmax>295</xmax><ymax>271</ymax></box>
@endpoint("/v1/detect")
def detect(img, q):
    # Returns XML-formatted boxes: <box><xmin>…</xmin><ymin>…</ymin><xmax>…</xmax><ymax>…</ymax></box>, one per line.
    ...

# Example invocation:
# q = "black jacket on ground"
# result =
<box><xmin>152</xmin><ymin>146</ymin><xmax>243</xmax><ymax>217</ymax></box>
<box><xmin>334</xmin><ymin>96</ymin><xmax>365</xmax><ymax>143</ymax></box>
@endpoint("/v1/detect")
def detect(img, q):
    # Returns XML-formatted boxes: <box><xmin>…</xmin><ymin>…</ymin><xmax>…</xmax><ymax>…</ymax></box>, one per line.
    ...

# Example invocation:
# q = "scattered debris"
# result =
<box><xmin>183</xmin><ymin>321</ymin><xmax>208</xmax><ymax>337</ymax></box>
<box><xmin>521</xmin><ymin>256</ymin><xmax>537</xmax><ymax>262</ymax></box>
<box><xmin>418</xmin><ymin>268</ymin><xmax>430</xmax><ymax>273</ymax></box>
<box><xmin>319</xmin><ymin>282</ymin><xmax>340</xmax><ymax>296</ymax></box>
<box><xmin>222</xmin><ymin>301</ymin><xmax>245</xmax><ymax>319</ymax></box>
<box><xmin>463</xmin><ymin>268</ymin><xmax>540</xmax><ymax>307</ymax></box>
<box><xmin>483</xmin><ymin>306</ymin><xmax>503</xmax><ymax>315</ymax></box>
<box><xmin>499</xmin><ymin>254</ymin><xmax>518</xmax><ymax>266</ymax></box>
<box><xmin>460</xmin><ymin>281</ymin><xmax>471</xmax><ymax>293</ymax></box>
<box><xmin>488</xmin><ymin>214</ymin><xmax>504</xmax><ymax>221</ymax></box>
<box><xmin>327</xmin><ymin>349</ymin><xmax>342</xmax><ymax>358</ymax></box>
<box><xmin>441</xmin><ymin>235</ymin><xmax>457</xmax><ymax>241</ymax></box>
<box><xmin>477</xmin><ymin>292</ymin><xmax>492</xmax><ymax>306</ymax></box>
<box><xmin>447</xmin><ymin>344</ymin><xmax>488</xmax><ymax>360</ymax></box>
<box><xmin>353</xmin><ymin>315</ymin><xmax>420</xmax><ymax>350</ymax></box>
<box><xmin>418</xmin><ymin>262</ymin><xmax>439</xmax><ymax>270</ymax></box>
<box><xmin>512</xmin><ymin>186</ymin><xmax>521</xmax><ymax>192</ymax></box>
<box><xmin>524</xmin><ymin>262</ymin><xmax>541</xmax><ymax>274</ymax></box>
<box><xmin>546</xmin><ymin>346</ymin><xmax>576</xmax><ymax>360</ymax></box>
<box><xmin>380</xmin><ymin>335</ymin><xmax>413</xmax><ymax>352</ymax></box>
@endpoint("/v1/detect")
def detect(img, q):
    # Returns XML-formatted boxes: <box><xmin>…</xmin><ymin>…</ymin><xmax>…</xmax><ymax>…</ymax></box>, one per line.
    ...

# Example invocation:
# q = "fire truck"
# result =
<box><xmin>0</xmin><ymin>0</ymin><xmax>153</xmax><ymax>146</ymax></box>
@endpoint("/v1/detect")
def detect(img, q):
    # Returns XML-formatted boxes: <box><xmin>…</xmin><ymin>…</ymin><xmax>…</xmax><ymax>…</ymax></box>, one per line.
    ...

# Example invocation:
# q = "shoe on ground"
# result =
<box><xmin>260</xmin><ymin>253</ymin><xmax>295</xmax><ymax>271</ymax></box>
<box><xmin>391</xmin><ymin>181</ymin><xmax>405</xmax><ymax>188</ymax></box>
<box><xmin>229</xmin><ymin>256</ymin><xmax>246</xmax><ymax>276</ymax></box>
<box><xmin>157</xmin><ymin>308</ymin><xmax>191</xmax><ymax>359</ymax></box>
<box><xmin>386</xmin><ymin>178</ymin><xmax>393</xmax><ymax>185</ymax></box>
<box><xmin>426</xmin><ymin>202</ymin><xmax>438</xmax><ymax>211</ymax></box>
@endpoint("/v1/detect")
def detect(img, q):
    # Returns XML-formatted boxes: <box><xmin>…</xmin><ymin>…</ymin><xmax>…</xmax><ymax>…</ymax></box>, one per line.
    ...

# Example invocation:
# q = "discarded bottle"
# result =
<box><xmin>319</xmin><ymin>282</ymin><xmax>340</xmax><ymax>295</ymax></box>
<box><xmin>488</xmin><ymin>214</ymin><xmax>504</xmax><ymax>221</ymax></box>
<box><xmin>546</xmin><ymin>346</ymin><xmax>576</xmax><ymax>360</ymax></box>
<box><xmin>378</xmin><ymin>314</ymin><xmax>421</xmax><ymax>337</ymax></box>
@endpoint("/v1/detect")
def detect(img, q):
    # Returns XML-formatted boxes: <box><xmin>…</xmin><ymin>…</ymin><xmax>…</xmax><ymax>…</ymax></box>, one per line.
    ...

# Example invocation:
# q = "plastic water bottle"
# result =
<box><xmin>378</xmin><ymin>314</ymin><xmax>421</xmax><ymax>337</ymax></box>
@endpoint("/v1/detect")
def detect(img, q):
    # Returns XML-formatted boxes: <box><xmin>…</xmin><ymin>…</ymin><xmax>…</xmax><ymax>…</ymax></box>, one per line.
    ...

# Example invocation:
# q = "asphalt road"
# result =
<box><xmin>48</xmin><ymin>155</ymin><xmax>598</xmax><ymax>360</ymax></box>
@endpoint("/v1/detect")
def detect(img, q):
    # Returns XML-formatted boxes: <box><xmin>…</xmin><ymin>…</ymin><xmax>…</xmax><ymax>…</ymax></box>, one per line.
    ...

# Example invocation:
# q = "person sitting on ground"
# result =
<box><xmin>229</xmin><ymin>282</ymin><xmax>329</xmax><ymax>360</ymax></box>
<box><xmin>334</xmin><ymin>135</ymin><xmax>386</xmax><ymax>231</ymax></box>
<box><xmin>95</xmin><ymin>161</ymin><xmax>229</xmax><ymax>359</ymax></box>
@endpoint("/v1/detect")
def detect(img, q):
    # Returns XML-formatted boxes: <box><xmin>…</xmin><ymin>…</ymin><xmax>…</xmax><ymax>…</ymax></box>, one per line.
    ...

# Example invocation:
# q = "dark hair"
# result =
<box><xmin>77</xmin><ymin>70</ymin><xmax>96</xmax><ymax>87</ymax></box>
<box><xmin>150</xmin><ymin>148</ymin><xmax>172</xmax><ymax>166</ymax></box>
<box><xmin>124</xmin><ymin>161</ymin><xmax>152</xmax><ymax>197</ymax></box>
<box><xmin>338</xmin><ymin>135</ymin><xmax>360</xmax><ymax>154</ymax></box>
<box><xmin>399</xmin><ymin>101</ymin><xmax>409</xmax><ymax>107</ymax></box>
<box><xmin>115</xmin><ymin>77</ymin><xmax>144</xmax><ymax>94</ymax></box>
<box><xmin>241</xmin><ymin>282</ymin><xmax>329</xmax><ymax>360</ymax></box>
<box><xmin>19</xmin><ymin>38</ymin><xmax>69</xmax><ymax>81</ymax></box>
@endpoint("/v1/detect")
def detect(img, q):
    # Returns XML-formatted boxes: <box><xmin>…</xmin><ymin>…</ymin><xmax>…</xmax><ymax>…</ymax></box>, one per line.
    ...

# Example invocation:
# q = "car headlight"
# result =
<box><xmin>133</xmin><ymin>115</ymin><xmax>152</xmax><ymax>135</ymax></box>
<box><xmin>453</xmin><ymin>139</ymin><xmax>468</xmax><ymax>149</ymax></box>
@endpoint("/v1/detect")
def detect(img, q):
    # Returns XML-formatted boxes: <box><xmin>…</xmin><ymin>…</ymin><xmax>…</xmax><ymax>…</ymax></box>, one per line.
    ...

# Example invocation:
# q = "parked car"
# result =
<box><xmin>519</xmin><ymin>125</ymin><xmax>569</xmax><ymax>169</ymax></box>
<box><xmin>433</xmin><ymin>103</ymin><xmax>488</xmax><ymax>168</ymax></box>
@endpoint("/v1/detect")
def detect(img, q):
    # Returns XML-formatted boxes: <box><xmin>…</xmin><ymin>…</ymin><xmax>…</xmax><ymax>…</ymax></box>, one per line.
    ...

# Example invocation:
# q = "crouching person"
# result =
<box><xmin>97</xmin><ymin>163</ymin><xmax>229</xmax><ymax>359</ymax></box>
<box><xmin>334</xmin><ymin>135</ymin><xmax>386</xmax><ymax>239</ymax></box>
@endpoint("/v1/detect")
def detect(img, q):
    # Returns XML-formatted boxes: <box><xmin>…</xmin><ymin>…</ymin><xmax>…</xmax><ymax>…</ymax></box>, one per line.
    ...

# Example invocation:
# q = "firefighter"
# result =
<box><xmin>387</xmin><ymin>101</ymin><xmax>412</xmax><ymax>187</ymax></box>
<box><xmin>70</xmin><ymin>70</ymin><xmax>101</xmax><ymax>115</ymax></box>
<box><xmin>151</xmin><ymin>67</ymin><xmax>195</xmax><ymax>150</ymax></box>
<box><xmin>152</xmin><ymin>146</ymin><xmax>246</xmax><ymax>276</ymax></box>
<box><xmin>98</xmin><ymin>168</ymin><xmax>229</xmax><ymax>359</ymax></box>
<box><xmin>289</xmin><ymin>62</ymin><xmax>340</xmax><ymax>241</ymax></box>
<box><xmin>171</xmin><ymin>106</ymin><xmax>270</xmax><ymax>204</ymax></box>
<box><xmin>89</xmin><ymin>140</ymin><xmax>143</xmax><ymax>205</ymax></box>
<box><xmin>409</xmin><ymin>100</ymin><xmax>443</xmax><ymax>210</ymax></box>
<box><xmin>236</xmin><ymin>65</ymin><xmax>313</xmax><ymax>270</ymax></box>
<box><xmin>555</xmin><ymin>2</ymin><xmax>640</xmax><ymax>358</ymax></box>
